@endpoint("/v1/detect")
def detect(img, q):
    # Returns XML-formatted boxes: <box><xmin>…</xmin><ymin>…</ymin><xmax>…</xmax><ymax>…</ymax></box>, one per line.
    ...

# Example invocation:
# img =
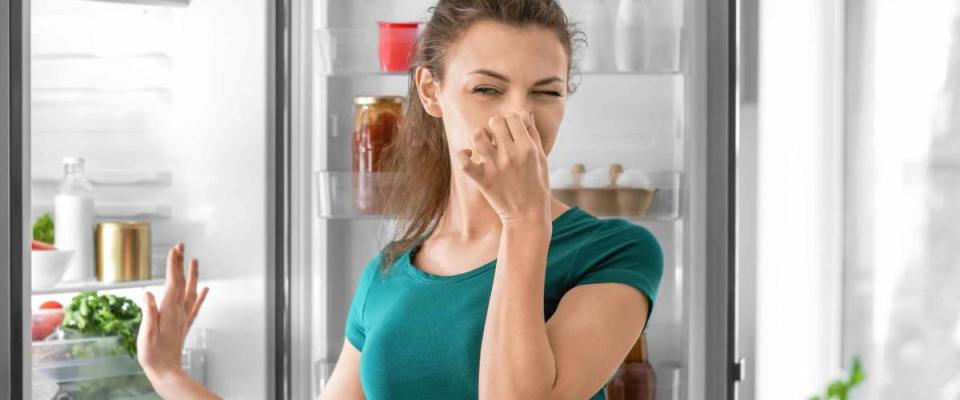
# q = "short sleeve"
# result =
<box><xmin>345</xmin><ymin>251</ymin><xmax>383</xmax><ymax>351</ymax></box>
<box><xmin>570</xmin><ymin>220</ymin><xmax>664</xmax><ymax>326</ymax></box>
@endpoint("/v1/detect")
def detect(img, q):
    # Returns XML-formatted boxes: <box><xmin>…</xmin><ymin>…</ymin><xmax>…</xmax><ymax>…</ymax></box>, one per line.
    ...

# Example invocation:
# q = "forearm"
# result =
<box><xmin>478</xmin><ymin>222</ymin><xmax>556</xmax><ymax>400</ymax></box>
<box><xmin>148</xmin><ymin>368</ymin><xmax>221</xmax><ymax>400</ymax></box>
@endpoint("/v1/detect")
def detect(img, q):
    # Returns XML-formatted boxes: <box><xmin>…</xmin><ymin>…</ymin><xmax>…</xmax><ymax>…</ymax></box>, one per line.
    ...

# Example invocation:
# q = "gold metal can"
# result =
<box><xmin>95</xmin><ymin>221</ymin><xmax>151</xmax><ymax>283</ymax></box>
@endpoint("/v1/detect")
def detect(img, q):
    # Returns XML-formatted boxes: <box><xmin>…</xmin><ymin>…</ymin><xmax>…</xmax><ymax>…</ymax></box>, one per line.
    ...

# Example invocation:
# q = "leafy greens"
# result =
<box><xmin>62</xmin><ymin>291</ymin><xmax>142</xmax><ymax>357</ymax></box>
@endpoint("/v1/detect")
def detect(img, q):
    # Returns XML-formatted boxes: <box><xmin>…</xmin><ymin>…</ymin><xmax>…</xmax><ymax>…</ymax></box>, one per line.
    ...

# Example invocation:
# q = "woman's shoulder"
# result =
<box><xmin>562</xmin><ymin>210</ymin><xmax>661</xmax><ymax>264</ymax></box>
<box><xmin>560</xmin><ymin>207</ymin><xmax>660</xmax><ymax>248</ymax></box>
<box><xmin>563</xmin><ymin>213</ymin><xmax>664</xmax><ymax>299</ymax></box>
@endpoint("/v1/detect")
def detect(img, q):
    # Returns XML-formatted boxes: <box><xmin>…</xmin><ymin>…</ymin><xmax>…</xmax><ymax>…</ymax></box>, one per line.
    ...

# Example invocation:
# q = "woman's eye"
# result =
<box><xmin>534</xmin><ymin>91</ymin><xmax>563</xmax><ymax>97</ymax></box>
<box><xmin>472</xmin><ymin>87</ymin><xmax>500</xmax><ymax>95</ymax></box>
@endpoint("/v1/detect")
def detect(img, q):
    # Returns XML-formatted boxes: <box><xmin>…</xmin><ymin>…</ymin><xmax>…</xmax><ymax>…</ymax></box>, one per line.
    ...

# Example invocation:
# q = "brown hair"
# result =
<box><xmin>378</xmin><ymin>0</ymin><xmax>583</xmax><ymax>272</ymax></box>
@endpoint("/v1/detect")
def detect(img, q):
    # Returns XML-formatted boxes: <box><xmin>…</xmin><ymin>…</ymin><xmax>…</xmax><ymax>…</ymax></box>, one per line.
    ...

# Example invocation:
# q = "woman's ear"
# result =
<box><xmin>416</xmin><ymin>66</ymin><xmax>443</xmax><ymax>118</ymax></box>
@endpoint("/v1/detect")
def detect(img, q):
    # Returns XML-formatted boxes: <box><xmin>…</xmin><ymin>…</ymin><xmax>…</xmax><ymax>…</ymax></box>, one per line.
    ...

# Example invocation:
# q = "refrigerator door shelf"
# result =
<box><xmin>32</xmin><ymin>202</ymin><xmax>173</xmax><ymax>220</ymax></box>
<box><xmin>75</xmin><ymin>0</ymin><xmax>190</xmax><ymax>7</ymax></box>
<box><xmin>315</xmin><ymin>171</ymin><xmax>396</xmax><ymax>219</ymax></box>
<box><xmin>315</xmin><ymin>170</ymin><xmax>680</xmax><ymax>221</ymax></box>
<box><xmin>31</xmin><ymin>278</ymin><xmax>165</xmax><ymax>296</ymax></box>
<box><xmin>315</xmin><ymin>28</ymin><xmax>381</xmax><ymax>76</ymax></box>
<box><xmin>32</xmin><ymin>169</ymin><xmax>173</xmax><ymax>186</ymax></box>
<box><xmin>551</xmin><ymin>171</ymin><xmax>680</xmax><ymax>221</ymax></box>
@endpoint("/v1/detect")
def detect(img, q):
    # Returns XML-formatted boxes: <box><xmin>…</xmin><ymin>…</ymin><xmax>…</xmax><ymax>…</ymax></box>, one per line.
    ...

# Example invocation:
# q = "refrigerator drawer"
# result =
<box><xmin>32</xmin><ymin>336</ymin><xmax>204</xmax><ymax>400</ymax></box>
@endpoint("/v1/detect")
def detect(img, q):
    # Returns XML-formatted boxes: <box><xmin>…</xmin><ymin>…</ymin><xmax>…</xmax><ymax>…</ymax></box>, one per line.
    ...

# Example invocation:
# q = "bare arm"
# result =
<box><xmin>462</xmin><ymin>113</ymin><xmax>650</xmax><ymax>399</ymax></box>
<box><xmin>318</xmin><ymin>338</ymin><xmax>365</xmax><ymax>400</ymax></box>
<box><xmin>478</xmin><ymin>221</ymin><xmax>651</xmax><ymax>400</ymax></box>
<box><xmin>478</xmin><ymin>223</ymin><xmax>556</xmax><ymax>398</ymax></box>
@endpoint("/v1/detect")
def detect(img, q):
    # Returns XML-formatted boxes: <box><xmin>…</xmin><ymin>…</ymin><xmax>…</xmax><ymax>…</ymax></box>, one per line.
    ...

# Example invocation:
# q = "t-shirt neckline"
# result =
<box><xmin>403</xmin><ymin>206</ymin><xmax>585</xmax><ymax>283</ymax></box>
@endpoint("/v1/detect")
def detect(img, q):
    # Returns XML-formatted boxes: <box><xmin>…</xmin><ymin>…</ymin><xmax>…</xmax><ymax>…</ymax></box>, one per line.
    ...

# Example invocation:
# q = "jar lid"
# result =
<box><xmin>354</xmin><ymin>96</ymin><xmax>405</xmax><ymax>105</ymax></box>
<box><xmin>97</xmin><ymin>221</ymin><xmax>150</xmax><ymax>228</ymax></box>
<box><xmin>377</xmin><ymin>21</ymin><xmax>421</xmax><ymax>28</ymax></box>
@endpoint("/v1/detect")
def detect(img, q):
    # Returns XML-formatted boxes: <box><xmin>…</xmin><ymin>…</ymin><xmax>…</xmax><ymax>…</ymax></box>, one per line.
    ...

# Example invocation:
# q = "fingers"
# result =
<box><xmin>527</xmin><ymin>112</ymin><xmax>545</xmax><ymax>155</ymax></box>
<box><xmin>141</xmin><ymin>291</ymin><xmax>159</xmax><ymax>339</ymax></box>
<box><xmin>184</xmin><ymin>258</ymin><xmax>199</xmax><ymax>310</ymax></box>
<box><xmin>487</xmin><ymin>116</ymin><xmax>515</xmax><ymax>157</ymax></box>
<box><xmin>504</xmin><ymin>113</ymin><xmax>532</xmax><ymax>154</ymax></box>
<box><xmin>469</xmin><ymin>127</ymin><xmax>497</xmax><ymax>163</ymax></box>
<box><xmin>188</xmin><ymin>287</ymin><xmax>210</xmax><ymax>328</ymax></box>
<box><xmin>164</xmin><ymin>243</ymin><xmax>186</xmax><ymax>302</ymax></box>
<box><xmin>456</xmin><ymin>148</ymin><xmax>484</xmax><ymax>180</ymax></box>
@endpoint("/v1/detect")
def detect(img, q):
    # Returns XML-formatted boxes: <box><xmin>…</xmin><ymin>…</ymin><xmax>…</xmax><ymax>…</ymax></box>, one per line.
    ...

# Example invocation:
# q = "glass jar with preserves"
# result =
<box><xmin>607</xmin><ymin>333</ymin><xmax>656</xmax><ymax>400</ymax></box>
<box><xmin>352</xmin><ymin>95</ymin><xmax>404</xmax><ymax>214</ymax></box>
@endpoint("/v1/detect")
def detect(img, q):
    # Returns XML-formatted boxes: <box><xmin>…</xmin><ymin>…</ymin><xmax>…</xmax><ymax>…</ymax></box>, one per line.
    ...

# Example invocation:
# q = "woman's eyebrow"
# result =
<box><xmin>470</xmin><ymin>69</ymin><xmax>565</xmax><ymax>86</ymax></box>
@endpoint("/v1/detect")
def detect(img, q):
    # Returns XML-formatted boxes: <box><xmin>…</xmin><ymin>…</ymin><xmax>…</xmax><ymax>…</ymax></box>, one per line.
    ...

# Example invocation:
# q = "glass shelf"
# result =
<box><xmin>77</xmin><ymin>0</ymin><xmax>189</xmax><ymax>6</ymax></box>
<box><xmin>315</xmin><ymin>171</ymin><xmax>680</xmax><ymax>221</ymax></box>
<box><xmin>32</xmin><ymin>202</ymin><xmax>172</xmax><ymax>220</ymax></box>
<box><xmin>316</xmin><ymin>70</ymin><xmax>681</xmax><ymax>78</ymax></box>
<box><xmin>32</xmin><ymin>278</ymin><xmax>165</xmax><ymax>296</ymax></box>
<box><xmin>314</xmin><ymin>29</ymin><xmax>681</xmax><ymax>78</ymax></box>
<box><xmin>32</xmin><ymin>168</ymin><xmax>173</xmax><ymax>186</ymax></box>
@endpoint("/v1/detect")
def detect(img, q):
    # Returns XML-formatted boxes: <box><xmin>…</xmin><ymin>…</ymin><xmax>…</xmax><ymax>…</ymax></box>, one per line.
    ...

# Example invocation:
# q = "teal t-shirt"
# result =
<box><xmin>345</xmin><ymin>206</ymin><xmax>663</xmax><ymax>400</ymax></box>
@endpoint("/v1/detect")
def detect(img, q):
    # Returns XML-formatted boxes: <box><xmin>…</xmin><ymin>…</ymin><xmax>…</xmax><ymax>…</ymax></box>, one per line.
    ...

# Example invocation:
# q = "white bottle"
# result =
<box><xmin>55</xmin><ymin>157</ymin><xmax>95</xmax><ymax>282</ymax></box>
<box><xmin>644</xmin><ymin>0</ymin><xmax>681</xmax><ymax>72</ymax></box>
<box><xmin>579</xmin><ymin>0</ymin><xmax>616</xmax><ymax>72</ymax></box>
<box><xmin>615</xmin><ymin>0</ymin><xmax>647</xmax><ymax>72</ymax></box>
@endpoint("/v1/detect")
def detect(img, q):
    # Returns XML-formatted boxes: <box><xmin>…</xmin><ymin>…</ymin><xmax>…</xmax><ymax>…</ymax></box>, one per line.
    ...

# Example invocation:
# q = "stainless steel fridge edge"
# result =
<box><xmin>1</xmin><ymin>0</ymin><xmax>30</xmax><ymax>398</ymax></box>
<box><xmin>268</xmin><ymin>0</ymin><xmax>294</xmax><ymax>398</ymax></box>
<box><xmin>734</xmin><ymin>0</ymin><xmax>760</xmax><ymax>398</ymax></box>
<box><xmin>288</xmin><ymin>0</ymin><xmax>316</xmax><ymax>397</ymax></box>
<box><xmin>702</xmin><ymin>0</ymin><xmax>738</xmax><ymax>398</ymax></box>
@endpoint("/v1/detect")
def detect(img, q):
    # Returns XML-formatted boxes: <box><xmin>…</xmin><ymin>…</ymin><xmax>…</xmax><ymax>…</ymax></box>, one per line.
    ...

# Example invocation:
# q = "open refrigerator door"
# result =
<box><xmin>290</xmin><ymin>0</ymin><xmax>732</xmax><ymax>399</ymax></box>
<box><xmin>21</xmin><ymin>0</ymin><xmax>276</xmax><ymax>398</ymax></box>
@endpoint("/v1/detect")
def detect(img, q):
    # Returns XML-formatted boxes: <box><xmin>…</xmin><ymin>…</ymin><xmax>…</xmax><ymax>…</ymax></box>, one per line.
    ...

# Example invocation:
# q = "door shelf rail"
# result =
<box><xmin>32</xmin><ymin>278</ymin><xmax>166</xmax><ymax>296</ymax></box>
<box><xmin>315</xmin><ymin>171</ymin><xmax>680</xmax><ymax>221</ymax></box>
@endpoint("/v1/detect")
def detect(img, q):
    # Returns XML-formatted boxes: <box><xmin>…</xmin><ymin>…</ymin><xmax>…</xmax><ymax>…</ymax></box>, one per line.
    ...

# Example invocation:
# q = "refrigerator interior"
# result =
<box><xmin>301</xmin><ymin>0</ymin><xmax>705</xmax><ymax>399</ymax></box>
<box><xmin>28</xmin><ymin>0</ymin><xmax>270</xmax><ymax>398</ymax></box>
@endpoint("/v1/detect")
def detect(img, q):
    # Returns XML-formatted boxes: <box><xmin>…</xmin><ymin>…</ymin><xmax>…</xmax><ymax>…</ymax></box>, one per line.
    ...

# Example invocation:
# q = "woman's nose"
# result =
<box><xmin>502</xmin><ymin>98</ymin><xmax>533</xmax><ymax>126</ymax></box>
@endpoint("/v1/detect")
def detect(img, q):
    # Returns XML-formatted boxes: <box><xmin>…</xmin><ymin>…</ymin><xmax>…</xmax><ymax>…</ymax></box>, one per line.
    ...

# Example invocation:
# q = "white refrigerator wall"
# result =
<box><xmin>29</xmin><ymin>0</ymin><xmax>269</xmax><ymax>398</ymax></box>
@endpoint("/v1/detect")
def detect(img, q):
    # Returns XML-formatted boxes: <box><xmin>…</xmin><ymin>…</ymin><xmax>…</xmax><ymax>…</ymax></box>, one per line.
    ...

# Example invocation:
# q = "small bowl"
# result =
<box><xmin>31</xmin><ymin>249</ymin><xmax>74</xmax><ymax>290</ymax></box>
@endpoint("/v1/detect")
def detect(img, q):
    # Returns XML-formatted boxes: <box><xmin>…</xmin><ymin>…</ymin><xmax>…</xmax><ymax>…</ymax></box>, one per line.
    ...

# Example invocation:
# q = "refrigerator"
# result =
<box><xmin>1</xmin><ymin>0</ymin><xmax>741</xmax><ymax>399</ymax></box>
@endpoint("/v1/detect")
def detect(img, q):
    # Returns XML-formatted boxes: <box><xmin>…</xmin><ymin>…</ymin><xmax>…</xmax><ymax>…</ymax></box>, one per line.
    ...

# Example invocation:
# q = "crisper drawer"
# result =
<box><xmin>32</xmin><ymin>336</ymin><xmax>203</xmax><ymax>400</ymax></box>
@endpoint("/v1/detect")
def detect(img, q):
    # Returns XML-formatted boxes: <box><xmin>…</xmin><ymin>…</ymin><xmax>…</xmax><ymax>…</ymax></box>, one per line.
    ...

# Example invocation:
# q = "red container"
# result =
<box><xmin>377</xmin><ymin>22</ymin><xmax>420</xmax><ymax>72</ymax></box>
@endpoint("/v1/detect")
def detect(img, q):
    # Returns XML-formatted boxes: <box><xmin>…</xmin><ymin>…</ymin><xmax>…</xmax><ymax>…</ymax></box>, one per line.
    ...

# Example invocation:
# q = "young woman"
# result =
<box><xmin>136</xmin><ymin>1</ymin><xmax>663</xmax><ymax>399</ymax></box>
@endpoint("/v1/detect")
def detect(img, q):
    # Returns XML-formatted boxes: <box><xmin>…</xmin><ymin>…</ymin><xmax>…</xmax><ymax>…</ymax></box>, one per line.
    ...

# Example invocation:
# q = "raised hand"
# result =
<box><xmin>137</xmin><ymin>243</ymin><xmax>209</xmax><ymax>389</ymax></box>
<box><xmin>454</xmin><ymin>112</ymin><xmax>552</xmax><ymax>224</ymax></box>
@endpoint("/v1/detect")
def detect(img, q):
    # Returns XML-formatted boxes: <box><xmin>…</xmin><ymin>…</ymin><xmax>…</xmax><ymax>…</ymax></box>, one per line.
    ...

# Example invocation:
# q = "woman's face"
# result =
<box><xmin>417</xmin><ymin>20</ymin><xmax>569</xmax><ymax>158</ymax></box>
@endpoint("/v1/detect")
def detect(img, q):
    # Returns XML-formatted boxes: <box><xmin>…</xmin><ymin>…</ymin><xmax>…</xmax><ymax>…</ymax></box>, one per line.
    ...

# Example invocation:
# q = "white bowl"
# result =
<box><xmin>31</xmin><ymin>249</ymin><xmax>74</xmax><ymax>290</ymax></box>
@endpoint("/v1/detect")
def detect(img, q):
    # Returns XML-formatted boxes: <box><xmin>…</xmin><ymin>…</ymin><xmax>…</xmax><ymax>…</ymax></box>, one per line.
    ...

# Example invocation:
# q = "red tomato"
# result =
<box><xmin>31</xmin><ymin>240</ymin><xmax>56</xmax><ymax>251</ymax></box>
<box><xmin>39</xmin><ymin>301</ymin><xmax>62</xmax><ymax>310</ymax></box>
<box><xmin>48</xmin><ymin>313</ymin><xmax>64</xmax><ymax>327</ymax></box>
<box><xmin>31</xmin><ymin>305</ymin><xmax>65</xmax><ymax>341</ymax></box>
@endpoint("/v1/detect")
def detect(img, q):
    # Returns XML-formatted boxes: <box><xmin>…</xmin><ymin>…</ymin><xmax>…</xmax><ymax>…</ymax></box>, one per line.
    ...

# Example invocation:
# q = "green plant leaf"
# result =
<box><xmin>849</xmin><ymin>357</ymin><xmax>864</xmax><ymax>385</ymax></box>
<box><xmin>32</xmin><ymin>213</ymin><xmax>55</xmax><ymax>244</ymax></box>
<box><xmin>827</xmin><ymin>380</ymin><xmax>847</xmax><ymax>398</ymax></box>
